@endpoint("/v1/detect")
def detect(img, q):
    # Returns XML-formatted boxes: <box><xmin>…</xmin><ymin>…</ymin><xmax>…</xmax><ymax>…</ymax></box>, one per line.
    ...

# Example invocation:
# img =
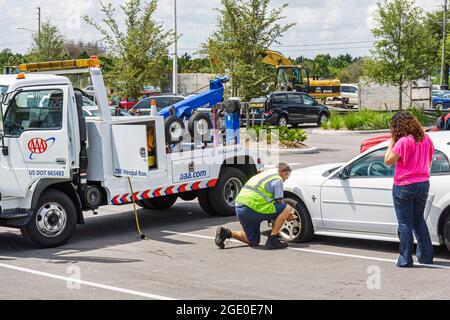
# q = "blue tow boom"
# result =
<box><xmin>159</xmin><ymin>76</ymin><xmax>230</xmax><ymax>120</ymax></box>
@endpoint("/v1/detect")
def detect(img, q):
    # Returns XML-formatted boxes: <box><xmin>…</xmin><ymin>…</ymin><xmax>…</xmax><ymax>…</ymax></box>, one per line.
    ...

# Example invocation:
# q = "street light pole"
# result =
<box><xmin>173</xmin><ymin>0</ymin><xmax>178</xmax><ymax>95</ymax></box>
<box><xmin>441</xmin><ymin>0</ymin><xmax>448</xmax><ymax>87</ymax></box>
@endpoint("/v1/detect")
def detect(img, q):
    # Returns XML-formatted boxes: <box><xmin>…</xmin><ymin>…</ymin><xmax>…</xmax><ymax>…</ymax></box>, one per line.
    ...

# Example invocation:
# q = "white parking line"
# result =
<box><xmin>163</xmin><ymin>231</ymin><xmax>450</xmax><ymax>270</ymax></box>
<box><xmin>0</xmin><ymin>262</ymin><xmax>177</xmax><ymax>300</ymax></box>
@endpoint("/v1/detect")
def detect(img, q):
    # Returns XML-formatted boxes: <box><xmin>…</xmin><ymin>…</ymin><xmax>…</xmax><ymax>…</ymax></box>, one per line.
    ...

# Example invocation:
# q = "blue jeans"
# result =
<box><xmin>235</xmin><ymin>203</ymin><xmax>287</xmax><ymax>245</ymax></box>
<box><xmin>392</xmin><ymin>181</ymin><xmax>434</xmax><ymax>267</ymax></box>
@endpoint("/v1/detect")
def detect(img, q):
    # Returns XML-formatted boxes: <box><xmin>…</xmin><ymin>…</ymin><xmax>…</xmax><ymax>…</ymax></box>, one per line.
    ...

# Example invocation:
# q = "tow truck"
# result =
<box><xmin>0</xmin><ymin>57</ymin><xmax>262</xmax><ymax>248</ymax></box>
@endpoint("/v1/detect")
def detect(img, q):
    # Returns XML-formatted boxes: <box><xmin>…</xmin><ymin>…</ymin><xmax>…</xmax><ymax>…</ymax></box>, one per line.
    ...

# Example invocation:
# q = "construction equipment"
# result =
<box><xmin>0</xmin><ymin>57</ymin><xmax>261</xmax><ymax>248</ymax></box>
<box><xmin>262</xmin><ymin>50</ymin><xmax>341</xmax><ymax>99</ymax></box>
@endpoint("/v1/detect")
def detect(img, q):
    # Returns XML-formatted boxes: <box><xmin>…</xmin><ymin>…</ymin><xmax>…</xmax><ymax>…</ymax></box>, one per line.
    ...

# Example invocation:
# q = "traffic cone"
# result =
<box><xmin>150</xmin><ymin>99</ymin><xmax>158</xmax><ymax>116</ymax></box>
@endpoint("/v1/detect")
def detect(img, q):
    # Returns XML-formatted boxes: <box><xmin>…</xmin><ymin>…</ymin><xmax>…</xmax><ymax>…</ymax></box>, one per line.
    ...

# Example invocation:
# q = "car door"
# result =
<box><xmin>0</xmin><ymin>86</ymin><xmax>71</xmax><ymax>198</ymax></box>
<box><xmin>271</xmin><ymin>94</ymin><xmax>288</xmax><ymax>120</ymax></box>
<box><xmin>320</xmin><ymin>147</ymin><xmax>398</xmax><ymax>235</ymax></box>
<box><xmin>286</xmin><ymin>93</ymin><xmax>305</xmax><ymax>123</ymax></box>
<box><xmin>302</xmin><ymin>94</ymin><xmax>321</xmax><ymax>123</ymax></box>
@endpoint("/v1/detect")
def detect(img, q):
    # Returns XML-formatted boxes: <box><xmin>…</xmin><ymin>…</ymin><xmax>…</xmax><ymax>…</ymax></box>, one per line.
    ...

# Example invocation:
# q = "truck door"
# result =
<box><xmin>1</xmin><ymin>86</ymin><xmax>71</xmax><ymax>197</ymax></box>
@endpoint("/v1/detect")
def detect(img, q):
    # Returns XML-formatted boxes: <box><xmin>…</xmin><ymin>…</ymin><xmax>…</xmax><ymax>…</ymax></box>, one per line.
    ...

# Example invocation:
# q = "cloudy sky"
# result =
<box><xmin>0</xmin><ymin>0</ymin><xmax>444</xmax><ymax>59</ymax></box>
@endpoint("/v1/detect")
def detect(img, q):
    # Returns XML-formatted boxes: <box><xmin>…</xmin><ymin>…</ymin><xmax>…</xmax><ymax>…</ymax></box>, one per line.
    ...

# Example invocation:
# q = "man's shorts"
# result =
<box><xmin>235</xmin><ymin>203</ymin><xmax>287</xmax><ymax>246</ymax></box>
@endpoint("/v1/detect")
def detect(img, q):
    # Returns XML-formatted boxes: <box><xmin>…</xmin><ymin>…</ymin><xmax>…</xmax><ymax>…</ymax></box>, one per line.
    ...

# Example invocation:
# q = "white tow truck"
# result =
<box><xmin>0</xmin><ymin>57</ymin><xmax>262</xmax><ymax>248</ymax></box>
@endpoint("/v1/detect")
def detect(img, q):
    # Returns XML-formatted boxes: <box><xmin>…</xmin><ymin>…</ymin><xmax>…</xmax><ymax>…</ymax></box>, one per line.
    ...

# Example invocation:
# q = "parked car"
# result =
<box><xmin>128</xmin><ymin>95</ymin><xmax>185</xmax><ymax>115</ymax></box>
<box><xmin>326</xmin><ymin>84</ymin><xmax>358</xmax><ymax>108</ymax></box>
<box><xmin>83</xmin><ymin>105</ymin><xmax>129</xmax><ymax>117</ymax></box>
<box><xmin>262</xmin><ymin>92</ymin><xmax>330</xmax><ymax>127</ymax></box>
<box><xmin>281</xmin><ymin>131</ymin><xmax>450</xmax><ymax>252</ymax></box>
<box><xmin>432</xmin><ymin>93</ymin><xmax>450</xmax><ymax>109</ymax></box>
<box><xmin>433</xmin><ymin>84</ymin><xmax>449</xmax><ymax>91</ymax></box>
<box><xmin>83</xmin><ymin>85</ymin><xmax>95</xmax><ymax>100</ymax></box>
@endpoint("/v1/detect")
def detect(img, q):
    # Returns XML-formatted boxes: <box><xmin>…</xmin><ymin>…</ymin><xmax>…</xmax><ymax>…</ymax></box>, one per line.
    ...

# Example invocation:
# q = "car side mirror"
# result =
<box><xmin>338</xmin><ymin>167</ymin><xmax>350</xmax><ymax>180</ymax></box>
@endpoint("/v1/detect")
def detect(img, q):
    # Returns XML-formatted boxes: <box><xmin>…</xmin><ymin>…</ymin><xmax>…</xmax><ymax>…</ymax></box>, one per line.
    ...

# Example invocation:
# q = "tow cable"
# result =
<box><xmin>127</xmin><ymin>177</ymin><xmax>148</xmax><ymax>240</ymax></box>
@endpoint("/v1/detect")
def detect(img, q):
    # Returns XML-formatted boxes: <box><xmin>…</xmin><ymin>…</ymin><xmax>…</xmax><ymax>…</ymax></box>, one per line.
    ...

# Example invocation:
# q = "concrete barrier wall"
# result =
<box><xmin>359</xmin><ymin>79</ymin><xmax>431</xmax><ymax>110</ymax></box>
<box><xmin>165</xmin><ymin>73</ymin><xmax>216</xmax><ymax>95</ymax></box>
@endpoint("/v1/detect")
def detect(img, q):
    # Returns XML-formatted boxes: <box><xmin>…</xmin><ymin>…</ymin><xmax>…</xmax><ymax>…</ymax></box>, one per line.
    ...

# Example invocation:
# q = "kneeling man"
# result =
<box><xmin>215</xmin><ymin>163</ymin><xmax>296</xmax><ymax>250</ymax></box>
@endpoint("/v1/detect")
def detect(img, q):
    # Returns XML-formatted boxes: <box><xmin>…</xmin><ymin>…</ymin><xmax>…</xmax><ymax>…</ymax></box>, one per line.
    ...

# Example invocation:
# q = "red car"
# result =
<box><xmin>360</xmin><ymin>114</ymin><xmax>450</xmax><ymax>153</ymax></box>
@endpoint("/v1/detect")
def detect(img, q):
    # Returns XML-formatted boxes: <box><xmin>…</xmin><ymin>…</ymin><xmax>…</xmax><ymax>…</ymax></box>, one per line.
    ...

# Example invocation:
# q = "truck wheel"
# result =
<box><xmin>179</xmin><ymin>191</ymin><xmax>198</xmax><ymax>201</ymax></box>
<box><xmin>279</xmin><ymin>197</ymin><xmax>314</xmax><ymax>243</ymax></box>
<box><xmin>444</xmin><ymin>215</ymin><xmax>450</xmax><ymax>252</ymax></box>
<box><xmin>188</xmin><ymin>113</ymin><xmax>213</xmax><ymax>142</ymax></box>
<box><xmin>141</xmin><ymin>195</ymin><xmax>178</xmax><ymax>210</ymax></box>
<box><xmin>209</xmin><ymin>167</ymin><xmax>247</xmax><ymax>216</ymax></box>
<box><xmin>165</xmin><ymin>116</ymin><xmax>185</xmax><ymax>144</ymax></box>
<box><xmin>21</xmin><ymin>189</ymin><xmax>77</xmax><ymax>248</ymax></box>
<box><xmin>136</xmin><ymin>200</ymin><xmax>154</xmax><ymax>209</ymax></box>
<box><xmin>198</xmin><ymin>189</ymin><xmax>215</xmax><ymax>215</ymax></box>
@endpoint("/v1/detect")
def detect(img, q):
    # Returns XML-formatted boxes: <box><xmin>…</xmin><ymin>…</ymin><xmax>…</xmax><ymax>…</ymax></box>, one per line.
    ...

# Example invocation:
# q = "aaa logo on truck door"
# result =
<box><xmin>28</xmin><ymin>137</ymin><xmax>56</xmax><ymax>160</ymax></box>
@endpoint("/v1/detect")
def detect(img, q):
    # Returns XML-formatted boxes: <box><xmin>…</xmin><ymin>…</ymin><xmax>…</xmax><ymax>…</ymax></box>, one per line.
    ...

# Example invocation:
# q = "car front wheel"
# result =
<box><xmin>279</xmin><ymin>197</ymin><xmax>314</xmax><ymax>243</ymax></box>
<box><xmin>278</xmin><ymin>115</ymin><xmax>288</xmax><ymax>127</ymax></box>
<box><xmin>317</xmin><ymin>113</ymin><xmax>328</xmax><ymax>126</ymax></box>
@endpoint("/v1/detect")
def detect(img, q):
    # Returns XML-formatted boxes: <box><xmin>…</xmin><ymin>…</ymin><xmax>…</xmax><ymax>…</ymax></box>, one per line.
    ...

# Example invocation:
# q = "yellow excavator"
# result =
<box><xmin>262</xmin><ymin>49</ymin><xmax>341</xmax><ymax>99</ymax></box>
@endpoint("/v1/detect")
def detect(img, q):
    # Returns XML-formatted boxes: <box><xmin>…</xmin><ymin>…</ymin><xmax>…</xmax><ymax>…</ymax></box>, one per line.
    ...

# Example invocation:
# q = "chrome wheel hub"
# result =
<box><xmin>36</xmin><ymin>202</ymin><xmax>67</xmax><ymax>237</ymax></box>
<box><xmin>279</xmin><ymin>210</ymin><xmax>301</xmax><ymax>241</ymax></box>
<box><xmin>223</xmin><ymin>178</ymin><xmax>243</xmax><ymax>206</ymax></box>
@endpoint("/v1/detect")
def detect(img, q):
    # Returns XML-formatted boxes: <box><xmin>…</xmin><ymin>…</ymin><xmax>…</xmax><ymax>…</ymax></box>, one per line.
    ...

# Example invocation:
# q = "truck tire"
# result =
<box><xmin>188</xmin><ymin>113</ymin><xmax>213</xmax><ymax>142</ymax></box>
<box><xmin>21</xmin><ymin>189</ymin><xmax>78</xmax><ymax>248</ymax></box>
<box><xmin>279</xmin><ymin>197</ymin><xmax>314</xmax><ymax>243</ymax></box>
<box><xmin>209</xmin><ymin>167</ymin><xmax>247</xmax><ymax>217</ymax></box>
<box><xmin>165</xmin><ymin>116</ymin><xmax>185</xmax><ymax>144</ymax></box>
<box><xmin>141</xmin><ymin>195</ymin><xmax>178</xmax><ymax>210</ymax></box>
<box><xmin>198</xmin><ymin>189</ymin><xmax>215</xmax><ymax>215</ymax></box>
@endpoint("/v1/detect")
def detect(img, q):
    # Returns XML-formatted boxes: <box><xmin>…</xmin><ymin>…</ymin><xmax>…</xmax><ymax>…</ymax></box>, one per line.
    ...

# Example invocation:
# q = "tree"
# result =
<box><xmin>0</xmin><ymin>49</ymin><xmax>23</xmax><ymax>68</ymax></box>
<box><xmin>27</xmin><ymin>20</ymin><xmax>67</xmax><ymax>62</ymax></box>
<box><xmin>205</xmin><ymin>0</ymin><xmax>294</xmax><ymax>100</ymax></box>
<box><xmin>364</xmin><ymin>0</ymin><xmax>437</xmax><ymax>110</ymax></box>
<box><xmin>425</xmin><ymin>10</ymin><xmax>449</xmax><ymax>86</ymax></box>
<box><xmin>84</xmin><ymin>0</ymin><xmax>173</xmax><ymax>99</ymax></box>
<box><xmin>338</xmin><ymin>58</ymin><xmax>365</xmax><ymax>83</ymax></box>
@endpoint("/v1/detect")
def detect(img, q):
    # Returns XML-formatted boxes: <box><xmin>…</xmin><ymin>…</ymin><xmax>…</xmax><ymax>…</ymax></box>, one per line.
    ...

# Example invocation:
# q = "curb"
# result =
<box><xmin>251</xmin><ymin>147</ymin><xmax>319</xmax><ymax>155</ymax></box>
<box><xmin>312</xmin><ymin>129</ymin><xmax>391</xmax><ymax>135</ymax></box>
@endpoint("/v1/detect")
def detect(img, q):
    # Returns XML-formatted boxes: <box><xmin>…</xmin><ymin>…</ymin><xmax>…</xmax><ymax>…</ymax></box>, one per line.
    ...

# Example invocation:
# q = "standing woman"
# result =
<box><xmin>385</xmin><ymin>112</ymin><xmax>434</xmax><ymax>268</ymax></box>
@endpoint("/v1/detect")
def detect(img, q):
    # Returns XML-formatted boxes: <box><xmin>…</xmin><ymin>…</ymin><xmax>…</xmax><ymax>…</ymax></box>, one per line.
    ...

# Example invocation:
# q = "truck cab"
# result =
<box><xmin>0</xmin><ymin>58</ymin><xmax>261</xmax><ymax>248</ymax></box>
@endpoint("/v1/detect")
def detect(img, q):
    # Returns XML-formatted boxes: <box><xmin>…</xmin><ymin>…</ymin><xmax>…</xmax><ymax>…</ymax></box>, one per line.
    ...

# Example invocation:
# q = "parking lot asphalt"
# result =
<box><xmin>1</xmin><ymin>129</ymin><xmax>449</xmax><ymax>300</ymax></box>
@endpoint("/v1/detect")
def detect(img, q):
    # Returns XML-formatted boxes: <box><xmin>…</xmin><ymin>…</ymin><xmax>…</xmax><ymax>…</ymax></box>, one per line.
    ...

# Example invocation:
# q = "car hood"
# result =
<box><xmin>285</xmin><ymin>163</ymin><xmax>344</xmax><ymax>188</ymax></box>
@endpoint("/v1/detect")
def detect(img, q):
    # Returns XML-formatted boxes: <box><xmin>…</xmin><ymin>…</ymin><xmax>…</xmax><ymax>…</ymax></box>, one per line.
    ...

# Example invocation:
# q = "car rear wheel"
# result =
<box><xmin>444</xmin><ymin>214</ymin><xmax>450</xmax><ymax>252</ymax></box>
<box><xmin>279</xmin><ymin>197</ymin><xmax>314</xmax><ymax>243</ymax></box>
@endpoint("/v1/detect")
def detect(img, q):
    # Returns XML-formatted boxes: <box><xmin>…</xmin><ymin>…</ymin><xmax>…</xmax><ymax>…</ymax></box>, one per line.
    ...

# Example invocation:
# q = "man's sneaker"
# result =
<box><xmin>265</xmin><ymin>235</ymin><xmax>288</xmax><ymax>250</ymax></box>
<box><xmin>215</xmin><ymin>227</ymin><xmax>231</xmax><ymax>249</ymax></box>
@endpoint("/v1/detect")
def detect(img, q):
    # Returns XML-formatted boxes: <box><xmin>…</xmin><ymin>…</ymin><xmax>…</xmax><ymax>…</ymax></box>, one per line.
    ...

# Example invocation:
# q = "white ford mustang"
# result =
<box><xmin>281</xmin><ymin>131</ymin><xmax>450</xmax><ymax>252</ymax></box>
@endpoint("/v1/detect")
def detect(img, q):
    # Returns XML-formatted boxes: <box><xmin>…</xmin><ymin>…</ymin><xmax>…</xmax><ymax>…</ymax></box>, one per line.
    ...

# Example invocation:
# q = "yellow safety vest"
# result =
<box><xmin>235</xmin><ymin>171</ymin><xmax>282</xmax><ymax>214</ymax></box>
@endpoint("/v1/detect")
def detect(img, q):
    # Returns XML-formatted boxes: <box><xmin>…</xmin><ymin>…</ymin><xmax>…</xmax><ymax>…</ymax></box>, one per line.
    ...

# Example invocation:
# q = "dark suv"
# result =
<box><xmin>243</xmin><ymin>92</ymin><xmax>330</xmax><ymax>127</ymax></box>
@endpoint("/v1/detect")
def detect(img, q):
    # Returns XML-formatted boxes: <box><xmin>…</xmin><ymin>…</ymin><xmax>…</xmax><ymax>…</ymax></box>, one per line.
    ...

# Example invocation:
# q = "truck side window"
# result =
<box><xmin>4</xmin><ymin>89</ymin><xmax>63</xmax><ymax>137</ymax></box>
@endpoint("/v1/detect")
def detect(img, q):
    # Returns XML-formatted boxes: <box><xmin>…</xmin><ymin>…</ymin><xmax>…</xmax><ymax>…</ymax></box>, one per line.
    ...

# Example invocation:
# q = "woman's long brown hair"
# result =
<box><xmin>390</xmin><ymin>112</ymin><xmax>425</xmax><ymax>143</ymax></box>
